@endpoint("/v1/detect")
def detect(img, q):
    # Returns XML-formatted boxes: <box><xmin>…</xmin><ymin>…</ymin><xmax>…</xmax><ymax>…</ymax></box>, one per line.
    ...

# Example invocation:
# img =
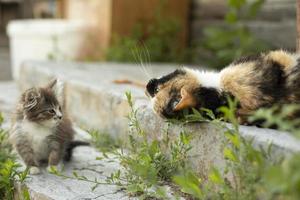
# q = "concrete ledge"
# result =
<box><xmin>19</xmin><ymin>61</ymin><xmax>300</xmax><ymax>177</ymax></box>
<box><xmin>17</xmin><ymin>146</ymin><xmax>130</xmax><ymax>200</ymax></box>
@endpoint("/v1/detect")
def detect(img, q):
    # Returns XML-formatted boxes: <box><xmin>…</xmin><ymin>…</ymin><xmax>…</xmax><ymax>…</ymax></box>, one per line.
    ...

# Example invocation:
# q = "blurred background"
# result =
<box><xmin>0</xmin><ymin>0</ymin><xmax>296</xmax><ymax>81</ymax></box>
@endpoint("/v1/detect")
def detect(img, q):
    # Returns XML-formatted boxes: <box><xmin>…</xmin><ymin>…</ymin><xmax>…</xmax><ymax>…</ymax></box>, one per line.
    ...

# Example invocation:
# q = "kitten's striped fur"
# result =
<box><xmin>10</xmin><ymin>79</ymin><xmax>88</xmax><ymax>174</ymax></box>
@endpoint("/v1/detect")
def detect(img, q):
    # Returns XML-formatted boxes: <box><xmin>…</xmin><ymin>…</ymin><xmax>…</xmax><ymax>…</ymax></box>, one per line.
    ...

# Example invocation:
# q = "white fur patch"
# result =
<box><xmin>185</xmin><ymin>67</ymin><xmax>221</xmax><ymax>89</ymax></box>
<box><xmin>22</xmin><ymin>120</ymin><xmax>54</xmax><ymax>160</ymax></box>
<box><xmin>150</xmin><ymin>97</ymin><xmax>156</xmax><ymax>108</ymax></box>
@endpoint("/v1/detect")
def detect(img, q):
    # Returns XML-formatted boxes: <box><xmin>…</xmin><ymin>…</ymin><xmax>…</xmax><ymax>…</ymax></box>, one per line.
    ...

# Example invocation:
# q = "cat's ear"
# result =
<box><xmin>47</xmin><ymin>78</ymin><xmax>64</xmax><ymax>105</ymax></box>
<box><xmin>174</xmin><ymin>88</ymin><xmax>197</xmax><ymax>111</ymax></box>
<box><xmin>23</xmin><ymin>88</ymin><xmax>41</xmax><ymax>110</ymax></box>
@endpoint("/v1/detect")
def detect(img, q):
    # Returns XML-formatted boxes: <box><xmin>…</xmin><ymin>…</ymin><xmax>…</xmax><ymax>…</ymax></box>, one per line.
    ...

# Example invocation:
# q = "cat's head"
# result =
<box><xmin>21</xmin><ymin>79</ymin><xmax>65</xmax><ymax>126</ymax></box>
<box><xmin>145</xmin><ymin>68</ymin><xmax>222</xmax><ymax>118</ymax></box>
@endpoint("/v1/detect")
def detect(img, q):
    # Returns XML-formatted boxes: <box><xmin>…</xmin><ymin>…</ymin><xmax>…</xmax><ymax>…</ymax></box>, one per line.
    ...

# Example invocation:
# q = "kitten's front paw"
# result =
<box><xmin>29</xmin><ymin>166</ymin><xmax>41</xmax><ymax>175</ymax></box>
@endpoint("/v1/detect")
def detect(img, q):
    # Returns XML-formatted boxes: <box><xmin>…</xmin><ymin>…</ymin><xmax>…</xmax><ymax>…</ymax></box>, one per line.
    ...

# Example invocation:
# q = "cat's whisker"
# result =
<box><xmin>141</xmin><ymin>42</ymin><xmax>154</xmax><ymax>77</ymax></box>
<box><xmin>131</xmin><ymin>47</ymin><xmax>145</xmax><ymax>75</ymax></box>
<box><xmin>137</xmin><ymin>43</ymin><xmax>152</xmax><ymax>79</ymax></box>
<box><xmin>131</xmin><ymin>45</ymin><xmax>151</xmax><ymax>79</ymax></box>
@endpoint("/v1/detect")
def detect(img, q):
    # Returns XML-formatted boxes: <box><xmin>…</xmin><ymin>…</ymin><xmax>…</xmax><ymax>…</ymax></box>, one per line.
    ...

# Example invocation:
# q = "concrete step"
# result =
<box><xmin>18</xmin><ymin>61</ymin><xmax>300</xmax><ymax>178</ymax></box>
<box><xmin>17</xmin><ymin>147</ymin><xmax>131</xmax><ymax>200</ymax></box>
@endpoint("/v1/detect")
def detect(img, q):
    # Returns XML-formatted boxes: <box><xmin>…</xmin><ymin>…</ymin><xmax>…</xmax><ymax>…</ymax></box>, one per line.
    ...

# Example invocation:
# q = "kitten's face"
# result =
<box><xmin>21</xmin><ymin>79</ymin><xmax>64</xmax><ymax>127</ymax></box>
<box><xmin>145</xmin><ymin>68</ymin><xmax>200</xmax><ymax>118</ymax></box>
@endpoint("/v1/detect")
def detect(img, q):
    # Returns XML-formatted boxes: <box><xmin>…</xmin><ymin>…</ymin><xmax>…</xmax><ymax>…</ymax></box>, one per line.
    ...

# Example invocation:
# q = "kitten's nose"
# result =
<box><xmin>55</xmin><ymin>110</ymin><xmax>63</xmax><ymax>120</ymax></box>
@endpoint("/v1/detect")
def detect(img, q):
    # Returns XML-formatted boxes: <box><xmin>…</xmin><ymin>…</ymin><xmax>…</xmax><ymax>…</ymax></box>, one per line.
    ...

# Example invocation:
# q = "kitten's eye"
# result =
<box><xmin>48</xmin><ymin>109</ymin><xmax>56</xmax><ymax>114</ymax></box>
<box><xmin>155</xmin><ymin>87</ymin><xmax>159</xmax><ymax>94</ymax></box>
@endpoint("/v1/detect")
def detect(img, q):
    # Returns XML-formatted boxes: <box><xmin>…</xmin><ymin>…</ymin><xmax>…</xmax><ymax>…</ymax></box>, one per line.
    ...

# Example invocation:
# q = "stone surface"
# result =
<box><xmin>18</xmin><ymin>146</ymin><xmax>131</xmax><ymax>200</ymax></box>
<box><xmin>18</xmin><ymin>61</ymin><xmax>300</xmax><ymax>173</ymax></box>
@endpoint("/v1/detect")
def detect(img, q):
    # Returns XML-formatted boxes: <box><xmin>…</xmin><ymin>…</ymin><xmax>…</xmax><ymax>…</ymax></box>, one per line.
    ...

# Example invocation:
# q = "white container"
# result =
<box><xmin>7</xmin><ymin>20</ymin><xmax>87</xmax><ymax>80</ymax></box>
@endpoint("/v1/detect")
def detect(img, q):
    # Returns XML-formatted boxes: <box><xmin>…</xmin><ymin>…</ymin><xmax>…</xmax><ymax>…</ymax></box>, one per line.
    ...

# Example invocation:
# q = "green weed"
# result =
<box><xmin>173</xmin><ymin>98</ymin><xmax>300</xmax><ymax>200</ymax></box>
<box><xmin>106</xmin><ymin>92</ymin><xmax>193</xmax><ymax>198</ymax></box>
<box><xmin>89</xmin><ymin>130</ymin><xmax>122</xmax><ymax>153</ymax></box>
<box><xmin>0</xmin><ymin>113</ymin><xmax>29</xmax><ymax>200</ymax></box>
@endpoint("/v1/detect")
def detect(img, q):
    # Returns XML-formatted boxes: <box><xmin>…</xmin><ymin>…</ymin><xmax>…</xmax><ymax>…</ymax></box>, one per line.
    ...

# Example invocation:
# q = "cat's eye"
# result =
<box><xmin>146</xmin><ymin>78</ymin><xmax>158</xmax><ymax>97</ymax></box>
<box><xmin>154</xmin><ymin>87</ymin><xmax>159</xmax><ymax>94</ymax></box>
<box><xmin>172</xmin><ymin>99</ymin><xmax>180</xmax><ymax>109</ymax></box>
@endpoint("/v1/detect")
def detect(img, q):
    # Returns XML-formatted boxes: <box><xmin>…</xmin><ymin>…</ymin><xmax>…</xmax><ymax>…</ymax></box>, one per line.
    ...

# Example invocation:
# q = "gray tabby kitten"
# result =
<box><xmin>10</xmin><ymin>79</ymin><xmax>87</xmax><ymax>174</ymax></box>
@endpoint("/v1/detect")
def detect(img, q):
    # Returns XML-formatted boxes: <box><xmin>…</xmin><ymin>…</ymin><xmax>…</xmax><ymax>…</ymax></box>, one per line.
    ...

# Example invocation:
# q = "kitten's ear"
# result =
<box><xmin>22</xmin><ymin>88</ymin><xmax>41</xmax><ymax>110</ymax></box>
<box><xmin>174</xmin><ymin>88</ymin><xmax>197</xmax><ymax>111</ymax></box>
<box><xmin>47</xmin><ymin>79</ymin><xmax>57</xmax><ymax>89</ymax></box>
<box><xmin>47</xmin><ymin>78</ymin><xmax>64</xmax><ymax>105</ymax></box>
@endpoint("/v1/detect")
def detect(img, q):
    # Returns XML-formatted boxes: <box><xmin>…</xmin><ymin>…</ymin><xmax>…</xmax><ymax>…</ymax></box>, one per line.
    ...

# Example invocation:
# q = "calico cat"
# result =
<box><xmin>145</xmin><ymin>50</ymin><xmax>300</xmax><ymax>122</ymax></box>
<box><xmin>9</xmin><ymin>79</ymin><xmax>88</xmax><ymax>174</ymax></box>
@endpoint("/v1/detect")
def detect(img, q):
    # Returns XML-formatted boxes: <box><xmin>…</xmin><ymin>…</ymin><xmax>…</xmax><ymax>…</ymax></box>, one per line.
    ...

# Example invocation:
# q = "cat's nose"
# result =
<box><xmin>162</xmin><ymin>107</ymin><xmax>176</xmax><ymax>118</ymax></box>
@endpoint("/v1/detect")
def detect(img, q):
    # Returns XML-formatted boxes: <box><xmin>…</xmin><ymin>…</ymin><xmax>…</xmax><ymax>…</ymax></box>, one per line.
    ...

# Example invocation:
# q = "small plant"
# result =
<box><xmin>173</xmin><ymin>98</ymin><xmax>300</xmax><ymax>199</ymax></box>
<box><xmin>197</xmin><ymin>0</ymin><xmax>270</xmax><ymax>69</ymax></box>
<box><xmin>0</xmin><ymin>113</ymin><xmax>29</xmax><ymax>200</ymax></box>
<box><xmin>106</xmin><ymin>92</ymin><xmax>193</xmax><ymax>198</ymax></box>
<box><xmin>89</xmin><ymin>130</ymin><xmax>122</xmax><ymax>153</ymax></box>
<box><xmin>249</xmin><ymin>104</ymin><xmax>300</xmax><ymax>138</ymax></box>
<box><xmin>173</xmin><ymin>98</ymin><xmax>275</xmax><ymax>199</ymax></box>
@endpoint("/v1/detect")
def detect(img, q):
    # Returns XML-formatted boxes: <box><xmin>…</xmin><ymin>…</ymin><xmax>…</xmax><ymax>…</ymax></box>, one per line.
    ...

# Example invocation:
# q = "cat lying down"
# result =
<box><xmin>9</xmin><ymin>79</ymin><xmax>89</xmax><ymax>174</ymax></box>
<box><xmin>116</xmin><ymin>50</ymin><xmax>300</xmax><ymax>123</ymax></box>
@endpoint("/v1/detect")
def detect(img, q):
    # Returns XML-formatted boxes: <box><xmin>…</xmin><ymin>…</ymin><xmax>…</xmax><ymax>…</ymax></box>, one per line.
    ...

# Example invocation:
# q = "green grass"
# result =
<box><xmin>0</xmin><ymin>113</ymin><xmax>29</xmax><ymax>200</ymax></box>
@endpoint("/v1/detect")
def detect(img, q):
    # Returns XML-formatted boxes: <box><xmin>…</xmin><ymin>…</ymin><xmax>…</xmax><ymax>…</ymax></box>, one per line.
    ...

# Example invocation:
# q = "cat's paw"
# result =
<box><xmin>29</xmin><ymin>166</ymin><xmax>41</xmax><ymax>175</ymax></box>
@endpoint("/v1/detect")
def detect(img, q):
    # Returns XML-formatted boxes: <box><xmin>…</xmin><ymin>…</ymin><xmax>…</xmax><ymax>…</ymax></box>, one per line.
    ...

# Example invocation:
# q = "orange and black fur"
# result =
<box><xmin>145</xmin><ymin>50</ymin><xmax>300</xmax><ymax>122</ymax></box>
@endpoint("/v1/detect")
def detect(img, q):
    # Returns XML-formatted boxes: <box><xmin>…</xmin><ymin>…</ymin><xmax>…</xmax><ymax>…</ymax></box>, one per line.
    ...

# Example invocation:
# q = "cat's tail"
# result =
<box><xmin>64</xmin><ymin>141</ymin><xmax>90</xmax><ymax>162</ymax></box>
